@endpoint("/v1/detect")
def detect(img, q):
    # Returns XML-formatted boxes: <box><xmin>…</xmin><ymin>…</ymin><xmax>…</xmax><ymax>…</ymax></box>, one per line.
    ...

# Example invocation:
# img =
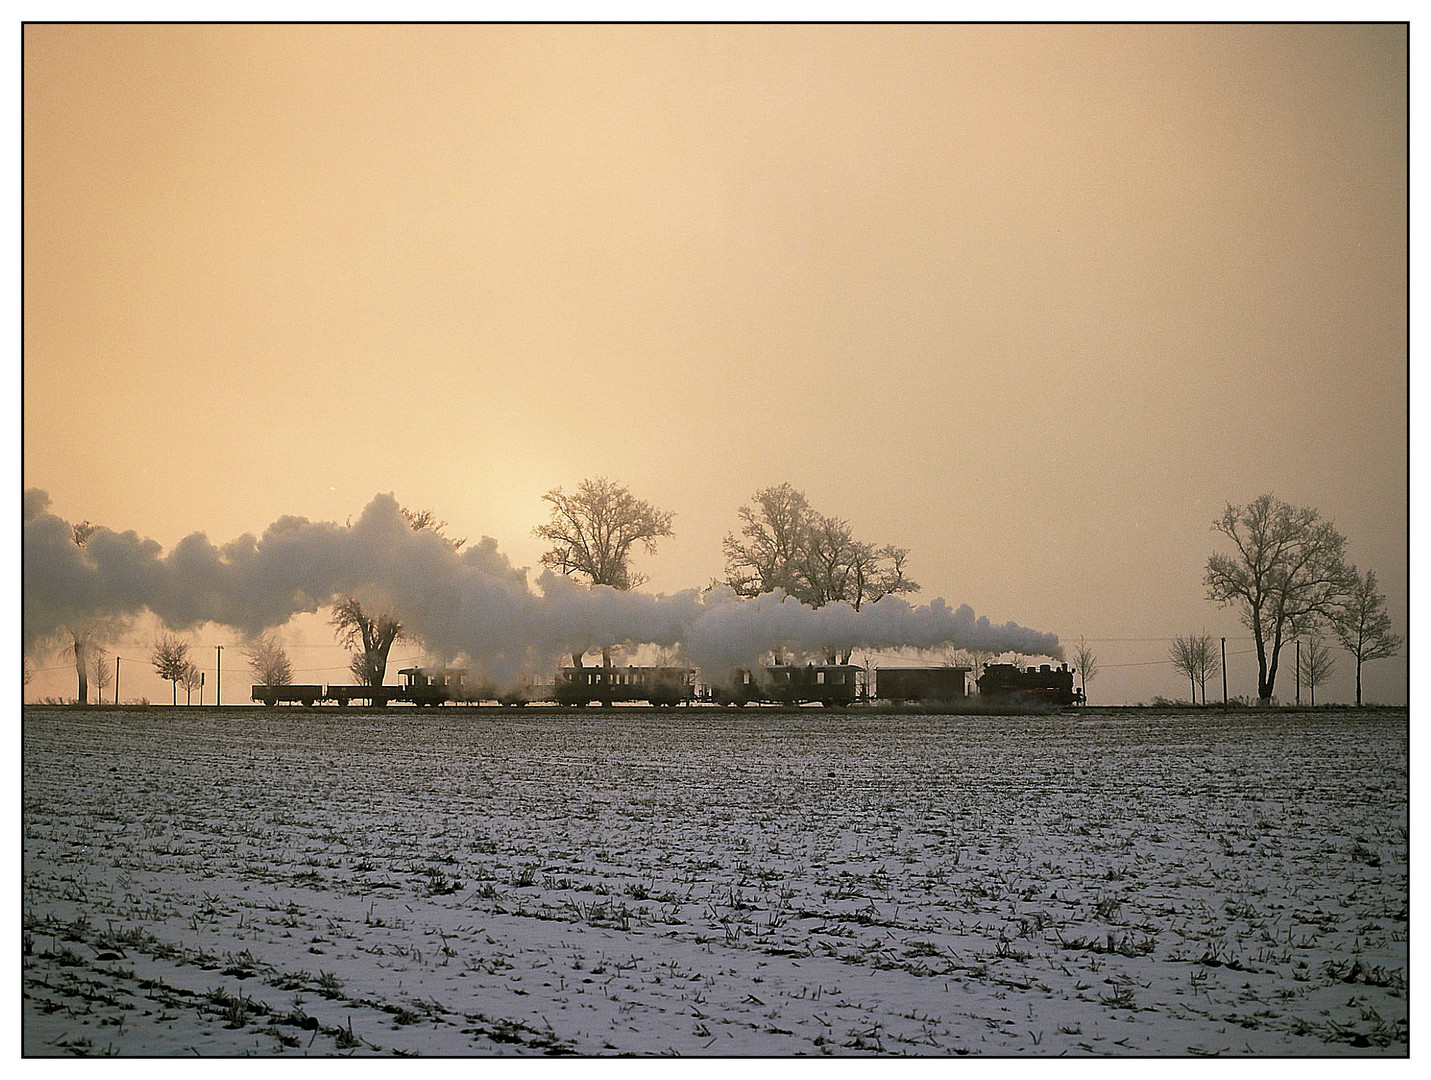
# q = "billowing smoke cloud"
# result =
<box><xmin>23</xmin><ymin>490</ymin><xmax>1061</xmax><ymax>684</ymax></box>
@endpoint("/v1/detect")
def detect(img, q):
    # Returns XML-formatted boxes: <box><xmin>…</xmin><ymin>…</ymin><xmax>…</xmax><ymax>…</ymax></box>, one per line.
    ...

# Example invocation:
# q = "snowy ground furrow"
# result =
<box><xmin>22</xmin><ymin>707</ymin><xmax>1408</xmax><ymax>1056</ymax></box>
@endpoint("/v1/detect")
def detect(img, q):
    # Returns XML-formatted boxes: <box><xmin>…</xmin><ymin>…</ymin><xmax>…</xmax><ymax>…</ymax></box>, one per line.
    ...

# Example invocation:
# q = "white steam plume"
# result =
<box><xmin>23</xmin><ymin>490</ymin><xmax>1061</xmax><ymax>684</ymax></box>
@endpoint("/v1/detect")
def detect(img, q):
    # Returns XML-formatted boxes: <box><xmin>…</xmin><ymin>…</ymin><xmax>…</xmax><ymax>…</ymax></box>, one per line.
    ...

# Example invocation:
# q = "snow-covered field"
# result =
<box><xmin>21</xmin><ymin>706</ymin><xmax>1408</xmax><ymax>1057</ymax></box>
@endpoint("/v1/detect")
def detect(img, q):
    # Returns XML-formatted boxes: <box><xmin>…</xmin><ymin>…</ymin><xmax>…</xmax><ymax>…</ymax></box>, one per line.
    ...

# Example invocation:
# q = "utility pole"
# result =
<box><xmin>1221</xmin><ymin>637</ymin><xmax>1227</xmax><ymax>710</ymax></box>
<box><xmin>115</xmin><ymin>656</ymin><xmax>121</xmax><ymax>706</ymax></box>
<box><xmin>215</xmin><ymin>644</ymin><xmax>223</xmax><ymax>707</ymax></box>
<box><xmin>1296</xmin><ymin>639</ymin><xmax>1303</xmax><ymax>705</ymax></box>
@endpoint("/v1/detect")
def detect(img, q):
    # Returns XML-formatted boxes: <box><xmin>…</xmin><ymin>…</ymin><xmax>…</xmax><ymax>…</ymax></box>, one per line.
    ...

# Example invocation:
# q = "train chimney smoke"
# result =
<box><xmin>23</xmin><ymin>490</ymin><xmax>1061</xmax><ymax>684</ymax></box>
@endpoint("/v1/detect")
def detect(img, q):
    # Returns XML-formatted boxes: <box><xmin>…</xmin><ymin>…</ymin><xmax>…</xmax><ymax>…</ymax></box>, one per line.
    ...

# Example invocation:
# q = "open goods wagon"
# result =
<box><xmin>251</xmin><ymin>667</ymin><xmax>469</xmax><ymax>707</ymax></box>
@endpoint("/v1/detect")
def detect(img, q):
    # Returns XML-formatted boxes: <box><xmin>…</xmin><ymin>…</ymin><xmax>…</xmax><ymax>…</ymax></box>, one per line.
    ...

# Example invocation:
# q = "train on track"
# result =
<box><xmin>253</xmin><ymin>659</ymin><xmax>1082</xmax><ymax>709</ymax></box>
<box><xmin>975</xmin><ymin>662</ymin><xmax>1082</xmax><ymax>706</ymax></box>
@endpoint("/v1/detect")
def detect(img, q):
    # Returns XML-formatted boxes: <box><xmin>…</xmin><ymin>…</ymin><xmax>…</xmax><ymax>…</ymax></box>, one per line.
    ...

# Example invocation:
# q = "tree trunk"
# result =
<box><xmin>1259</xmin><ymin>638</ymin><xmax>1281</xmax><ymax>705</ymax></box>
<box><xmin>76</xmin><ymin>669</ymin><xmax>88</xmax><ymax>706</ymax></box>
<box><xmin>1253</xmin><ymin>613</ymin><xmax>1277</xmax><ymax>705</ymax></box>
<box><xmin>1356</xmin><ymin>660</ymin><xmax>1363</xmax><ymax>707</ymax></box>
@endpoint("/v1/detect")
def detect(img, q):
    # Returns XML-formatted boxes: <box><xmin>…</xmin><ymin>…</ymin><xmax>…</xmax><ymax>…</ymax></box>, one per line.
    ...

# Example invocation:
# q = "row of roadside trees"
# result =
<box><xmin>1196</xmin><ymin>494</ymin><xmax>1399</xmax><ymax>706</ymax></box>
<box><xmin>1168</xmin><ymin>629</ymin><xmax>1343</xmax><ymax>708</ymax></box>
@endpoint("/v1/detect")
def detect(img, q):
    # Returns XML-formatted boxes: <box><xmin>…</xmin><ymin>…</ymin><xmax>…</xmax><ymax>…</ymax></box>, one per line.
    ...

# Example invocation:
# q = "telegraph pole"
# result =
<box><xmin>1221</xmin><ymin>638</ymin><xmax>1227</xmax><ymax>710</ymax></box>
<box><xmin>216</xmin><ymin>645</ymin><xmax>223</xmax><ymax>707</ymax></box>
<box><xmin>115</xmin><ymin>656</ymin><xmax>120</xmax><ymax>705</ymax></box>
<box><xmin>1295</xmin><ymin>639</ymin><xmax>1301</xmax><ymax>706</ymax></box>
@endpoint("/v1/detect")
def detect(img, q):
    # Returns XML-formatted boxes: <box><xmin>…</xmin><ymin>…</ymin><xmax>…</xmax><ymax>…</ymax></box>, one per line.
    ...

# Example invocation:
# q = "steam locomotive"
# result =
<box><xmin>975</xmin><ymin>662</ymin><xmax>1082</xmax><ymax>706</ymax></box>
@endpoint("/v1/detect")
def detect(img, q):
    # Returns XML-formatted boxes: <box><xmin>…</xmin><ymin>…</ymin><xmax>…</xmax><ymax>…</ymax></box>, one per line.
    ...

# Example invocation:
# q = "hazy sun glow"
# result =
<box><xmin>22</xmin><ymin>23</ymin><xmax>1407</xmax><ymax>705</ymax></box>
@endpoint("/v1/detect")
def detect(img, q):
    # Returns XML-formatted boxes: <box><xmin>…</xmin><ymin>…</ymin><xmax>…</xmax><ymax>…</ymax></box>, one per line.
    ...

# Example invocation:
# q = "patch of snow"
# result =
<box><xmin>21</xmin><ymin>708</ymin><xmax>1408</xmax><ymax>1057</ymax></box>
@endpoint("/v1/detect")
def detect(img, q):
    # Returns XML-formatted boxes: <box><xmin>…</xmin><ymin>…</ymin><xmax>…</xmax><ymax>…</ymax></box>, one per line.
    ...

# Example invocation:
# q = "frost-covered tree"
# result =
<box><xmin>1204</xmin><ymin>495</ymin><xmax>1353</xmax><ymax>705</ymax></box>
<box><xmin>88</xmin><ymin>645</ymin><xmax>113</xmax><ymax>706</ymax></box>
<box><xmin>723</xmin><ymin>483</ymin><xmax>918</xmax><ymax>663</ymax></box>
<box><xmin>57</xmin><ymin>519</ymin><xmax>104</xmax><ymax>705</ymax></box>
<box><xmin>1169</xmin><ymin>632</ymin><xmax>1220</xmax><ymax>705</ymax></box>
<box><xmin>535</xmin><ymin>477</ymin><xmax>674</xmax><ymax>668</ymax></box>
<box><xmin>1330</xmin><ymin>569</ymin><xmax>1400</xmax><ymax>707</ymax></box>
<box><xmin>332</xmin><ymin>596</ymin><xmax>404</xmax><ymax>689</ymax></box>
<box><xmin>151</xmin><ymin>633</ymin><xmax>190</xmax><ymax>706</ymax></box>
<box><xmin>1169</xmin><ymin>635</ymin><xmax>1200</xmax><ymax>704</ymax></box>
<box><xmin>1071</xmin><ymin>637</ymin><xmax>1099</xmax><ymax>705</ymax></box>
<box><xmin>722</xmin><ymin>483</ymin><xmax>815</xmax><ymax>601</ymax></box>
<box><xmin>332</xmin><ymin>505</ymin><xmax>463</xmax><ymax>687</ymax></box>
<box><xmin>245</xmin><ymin>632</ymin><xmax>293</xmax><ymax>688</ymax></box>
<box><xmin>400</xmin><ymin>507</ymin><xmax>466</xmax><ymax>551</ymax></box>
<box><xmin>1297</xmin><ymin>636</ymin><xmax>1336</xmax><ymax>706</ymax></box>
<box><xmin>179</xmin><ymin>661</ymin><xmax>203</xmax><ymax>705</ymax></box>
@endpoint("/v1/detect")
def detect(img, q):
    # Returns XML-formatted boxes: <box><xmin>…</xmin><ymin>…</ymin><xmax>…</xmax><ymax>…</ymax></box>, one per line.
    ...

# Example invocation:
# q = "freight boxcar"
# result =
<box><xmin>875</xmin><ymin>666</ymin><xmax>970</xmax><ymax>703</ymax></box>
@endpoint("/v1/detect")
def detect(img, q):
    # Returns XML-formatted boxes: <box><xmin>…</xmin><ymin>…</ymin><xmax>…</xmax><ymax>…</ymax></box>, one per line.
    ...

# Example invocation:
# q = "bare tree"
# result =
<box><xmin>1169</xmin><ymin>635</ymin><xmax>1200</xmax><ymax>704</ymax></box>
<box><xmin>88</xmin><ymin>645</ymin><xmax>113</xmax><ymax>705</ymax></box>
<box><xmin>802</xmin><ymin>516</ymin><xmax>919</xmax><ymax>613</ymax></box>
<box><xmin>1194</xmin><ymin>633</ymin><xmax>1221</xmax><ymax>705</ymax></box>
<box><xmin>1297</xmin><ymin>636</ymin><xmax>1336</xmax><ymax>706</ymax></box>
<box><xmin>179</xmin><ymin>661</ymin><xmax>203</xmax><ymax>705</ymax></box>
<box><xmin>721</xmin><ymin>483</ymin><xmax>817</xmax><ymax>600</ymax></box>
<box><xmin>723</xmin><ymin>483</ymin><xmax>918</xmax><ymax>662</ymax></box>
<box><xmin>1331</xmin><ymin>569</ymin><xmax>1400</xmax><ymax>707</ymax></box>
<box><xmin>151</xmin><ymin>634</ymin><xmax>190</xmax><ymax>706</ymax></box>
<box><xmin>963</xmin><ymin>648</ymin><xmax>996</xmax><ymax>683</ymax></box>
<box><xmin>1169</xmin><ymin>632</ymin><xmax>1221</xmax><ymax>705</ymax></box>
<box><xmin>1204</xmin><ymin>495</ymin><xmax>1353</xmax><ymax>705</ymax></box>
<box><xmin>245</xmin><ymin>632</ymin><xmax>294</xmax><ymax>688</ymax></box>
<box><xmin>60</xmin><ymin>520</ymin><xmax>104</xmax><ymax>704</ymax></box>
<box><xmin>537</xmin><ymin>477</ymin><xmax>674</xmax><ymax>592</ymax></box>
<box><xmin>332</xmin><ymin>505</ymin><xmax>463</xmax><ymax>688</ymax></box>
<box><xmin>535</xmin><ymin>477</ymin><xmax>674</xmax><ymax>668</ymax></box>
<box><xmin>332</xmin><ymin>596</ymin><xmax>404</xmax><ymax>689</ymax></box>
<box><xmin>1071</xmin><ymin>637</ymin><xmax>1098</xmax><ymax>705</ymax></box>
<box><xmin>400</xmin><ymin>507</ymin><xmax>466</xmax><ymax>550</ymax></box>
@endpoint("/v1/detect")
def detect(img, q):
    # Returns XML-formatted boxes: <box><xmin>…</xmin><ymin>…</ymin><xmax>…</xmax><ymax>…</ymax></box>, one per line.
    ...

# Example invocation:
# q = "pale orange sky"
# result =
<box><xmin>22</xmin><ymin>23</ymin><xmax>1408</xmax><ymax>704</ymax></box>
